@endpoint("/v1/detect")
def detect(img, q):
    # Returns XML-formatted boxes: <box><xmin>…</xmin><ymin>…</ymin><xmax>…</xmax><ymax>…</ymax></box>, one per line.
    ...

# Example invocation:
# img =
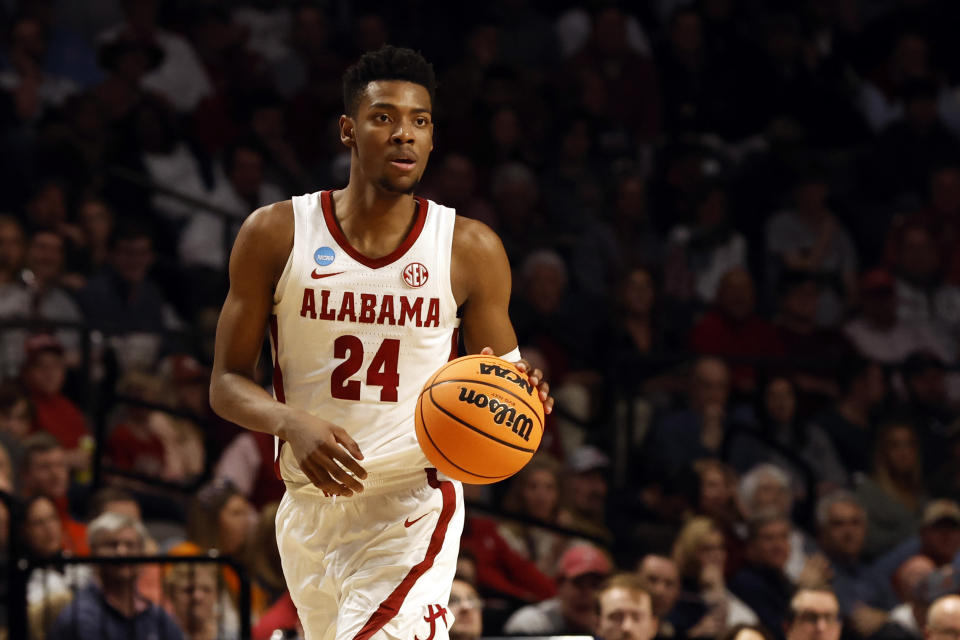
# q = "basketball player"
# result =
<box><xmin>209</xmin><ymin>45</ymin><xmax>553</xmax><ymax>640</ymax></box>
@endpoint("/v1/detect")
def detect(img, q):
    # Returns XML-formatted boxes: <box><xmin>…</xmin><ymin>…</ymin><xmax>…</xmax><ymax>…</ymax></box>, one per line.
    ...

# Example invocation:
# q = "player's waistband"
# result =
<box><xmin>281</xmin><ymin>467</ymin><xmax>441</xmax><ymax>500</ymax></box>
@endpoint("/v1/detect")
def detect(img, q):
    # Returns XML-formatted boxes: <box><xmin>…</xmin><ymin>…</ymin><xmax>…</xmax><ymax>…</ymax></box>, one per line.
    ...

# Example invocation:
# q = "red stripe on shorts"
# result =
<box><xmin>269</xmin><ymin>314</ymin><xmax>286</xmax><ymax>480</ymax></box>
<box><xmin>353</xmin><ymin>468</ymin><xmax>456</xmax><ymax>640</ymax></box>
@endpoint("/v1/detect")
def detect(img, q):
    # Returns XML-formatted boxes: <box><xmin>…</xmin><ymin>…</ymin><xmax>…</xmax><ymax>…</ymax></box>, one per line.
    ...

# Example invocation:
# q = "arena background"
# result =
<box><xmin>3</xmin><ymin>0</ymin><xmax>960</xmax><ymax>639</ymax></box>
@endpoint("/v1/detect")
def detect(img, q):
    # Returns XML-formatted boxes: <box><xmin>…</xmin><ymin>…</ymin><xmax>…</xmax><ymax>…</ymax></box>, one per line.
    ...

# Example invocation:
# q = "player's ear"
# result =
<box><xmin>340</xmin><ymin>114</ymin><xmax>356</xmax><ymax>148</ymax></box>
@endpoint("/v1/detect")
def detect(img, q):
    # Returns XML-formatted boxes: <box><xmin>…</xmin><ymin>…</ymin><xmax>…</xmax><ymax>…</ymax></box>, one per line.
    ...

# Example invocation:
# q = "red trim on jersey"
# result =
<box><xmin>320</xmin><ymin>190</ymin><xmax>428</xmax><ymax>269</ymax></box>
<box><xmin>353</xmin><ymin>468</ymin><xmax>456</xmax><ymax>640</ymax></box>
<box><xmin>269</xmin><ymin>315</ymin><xmax>286</xmax><ymax>480</ymax></box>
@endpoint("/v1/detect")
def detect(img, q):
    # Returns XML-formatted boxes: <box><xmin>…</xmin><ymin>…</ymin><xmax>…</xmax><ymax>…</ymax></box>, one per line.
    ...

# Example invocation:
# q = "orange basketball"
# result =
<box><xmin>415</xmin><ymin>354</ymin><xmax>544</xmax><ymax>484</ymax></box>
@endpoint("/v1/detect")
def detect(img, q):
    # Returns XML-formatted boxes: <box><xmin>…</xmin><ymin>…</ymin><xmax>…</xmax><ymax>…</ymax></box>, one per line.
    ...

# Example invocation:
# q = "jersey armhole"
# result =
<box><xmin>272</xmin><ymin>199</ymin><xmax>299</xmax><ymax>305</ymax></box>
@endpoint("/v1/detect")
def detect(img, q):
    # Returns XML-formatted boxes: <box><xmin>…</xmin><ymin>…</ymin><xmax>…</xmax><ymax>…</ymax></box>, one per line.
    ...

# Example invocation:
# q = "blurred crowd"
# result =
<box><xmin>4</xmin><ymin>0</ymin><xmax>960</xmax><ymax>638</ymax></box>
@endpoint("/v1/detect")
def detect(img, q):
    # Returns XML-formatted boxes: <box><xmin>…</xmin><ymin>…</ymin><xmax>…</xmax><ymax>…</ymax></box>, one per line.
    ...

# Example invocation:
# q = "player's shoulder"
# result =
<box><xmin>451</xmin><ymin>214</ymin><xmax>503</xmax><ymax>255</ymax></box>
<box><xmin>231</xmin><ymin>199</ymin><xmax>294</xmax><ymax>279</ymax></box>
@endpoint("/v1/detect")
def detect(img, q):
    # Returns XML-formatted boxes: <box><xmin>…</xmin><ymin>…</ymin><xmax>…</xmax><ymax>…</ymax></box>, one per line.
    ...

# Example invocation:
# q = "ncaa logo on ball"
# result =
<box><xmin>402</xmin><ymin>262</ymin><xmax>429</xmax><ymax>288</ymax></box>
<box><xmin>314</xmin><ymin>246</ymin><xmax>335</xmax><ymax>266</ymax></box>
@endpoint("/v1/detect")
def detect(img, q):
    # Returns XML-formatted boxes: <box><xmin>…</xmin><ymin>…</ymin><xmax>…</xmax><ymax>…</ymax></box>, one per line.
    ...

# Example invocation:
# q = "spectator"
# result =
<box><xmin>737</xmin><ymin>464</ymin><xmax>821</xmax><ymax>583</ymax></box>
<box><xmin>688</xmin><ymin>267</ymin><xmax>784</xmax><ymax>393</ymax></box>
<box><xmin>765</xmin><ymin>170</ymin><xmax>858</xmax><ymax>327</ymax></box>
<box><xmin>671</xmin><ymin>516</ymin><xmax>758</xmax><ymax>637</ymax></box>
<box><xmin>898</xmin><ymin>352</ymin><xmax>958</xmax><ymax>482</ymax></box>
<box><xmin>0</xmin><ymin>215</ymin><xmax>26</xmax><ymax>285</ymax></box>
<box><xmin>665</xmin><ymin>185</ymin><xmax>748</xmax><ymax>308</ymax></box>
<box><xmin>105</xmin><ymin>372</ymin><xmax>169</xmax><ymax>479</ymax></box>
<box><xmin>22</xmin><ymin>494</ymin><xmax>91</xmax><ymax>606</ymax></box>
<box><xmin>559</xmin><ymin>445</ymin><xmax>612</xmax><ymax>543</ymax></box>
<box><xmin>889</xmin><ymin>555</ymin><xmax>936</xmax><ymax>637</ymax></box>
<box><xmin>503</xmin><ymin>543</ymin><xmax>613</xmax><ymax>635</ymax></box>
<box><xmin>692</xmin><ymin>460</ymin><xmax>744</xmax><ymax>560</ymax></box>
<box><xmin>891</xmin><ymin>224</ymin><xmax>960</xmax><ymax>343</ymax></box>
<box><xmin>720</xmin><ymin>625</ymin><xmax>776</xmax><ymax>640</ymax></box>
<box><xmin>0</xmin><ymin>15</ymin><xmax>78</xmax><ymax>123</ymax></box>
<box><xmin>844</xmin><ymin>269</ymin><xmax>953</xmax><ymax>366</ymax></box>
<box><xmin>20</xmin><ymin>334</ymin><xmax>92</xmax><ymax>477</ymax></box>
<box><xmin>77</xmin><ymin>219</ymin><xmax>182</xmax><ymax>371</ymax></box>
<box><xmin>498</xmin><ymin>452</ymin><xmax>570</xmax><ymax>576</ymax></box>
<box><xmin>68</xmin><ymin>196</ymin><xmax>115</xmax><ymax>281</ymax></box>
<box><xmin>0</xmin><ymin>379</ymin><xmax>31</xmax><ymax>471</ymax></box>
<box><xmin>646</xmin><ymin>357</ymin><xmax>735</xmax><ymax>471</ymax></box>
<box><xmin>809</xmin><ymin>356</ymin><xmax>887</xmax><ymax>477</ymax></box>
<box><xmin>213</xmin><ymin>428</ymin><xmax>286</xmax><ymax>510</ymax></box>
<box><xmin>448</xmin><ymin>577</ymin><xmax>483</xmax><ymax>640</ymax></box>
<box><xmin>246</xmin><ymin>502</ymin><xmax>287</xmax><ymax>624</ymax></box>
<box><xmin>917</xmin><ymin>500</ymin><xmax>960</xmax><ymax>568</ymax></box>
<box><xmin>727</xmin><ymin>377</ymin><xmax>847</xmax><ymax>496</ymax></box>
<box><xmin>186</xmin><ymin>480</ymin><xmax>254</xmax><ymax>560</ymax></box>
<box><xmin>636</xmin><ymin>554</ymin><xmax>681</xmax><ymax>639</ymax></box>
<box><xmin>47</xmin><ymin>512</ymin><xmax>184</xmax><ymax>640</ymax></box>
<box><xmin>854</xmin><ymin>419</ymin><xmax>926</xmax><ymax>558</ymax></box>
<box><xmin>19</xmin><ymin>432</ymin><xmax>87</xmax><ymax>555</ymax></box>
<box><xmin>925</xmin><ymin>595</ymin><xmax>960</xmax><ymax>640</ymax></box>
<box><xmin>164</xmin><ymin>562</ymin><xmax>228</xmax><ymax>640</ymax></box>
<box><xmin>596</xmin><ymin>573</ymin><xmax>658</xmax><ymax>640</ymax></box>
<box><xmin>815</xmin><ymin>491</ymin><xmax>898</xmax><ymax>635</ymax></box>
<box><xmin>728</xmin><ymin>511</ymin><xmax>799</xmax><ymax>640</ymax></box>
<box><xmin>784</xmin><ymin>588</ymin><xmax>842</xmax><ymax>640</ymax></box>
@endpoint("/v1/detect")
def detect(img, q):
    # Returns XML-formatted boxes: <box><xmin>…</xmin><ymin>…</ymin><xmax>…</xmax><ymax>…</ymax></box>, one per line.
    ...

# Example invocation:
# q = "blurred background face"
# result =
<box><xmin>23</xmin><ymin>351</ymin><xmax>66</xmax><ymax>396</ymax></box>
<box><xmin>691</xmin><ymin>360</ymin><xmax>730</xmax><ymax>411</ymax></box>
<box><xmin>697</xmin><ymin>530</ymin><xmax>726</xmax><ymax>571</ymax></box>
<box><xmin>717</xmin><ymin>269</ymin><xmax>755</xmax><ymax>321</ymax></box>
<box><xmin>24</xmin><ymin>496</ymin><xmax>62</xmax><ymax>557</ymax></box>
<box><xmin>111</xmin><ymin>236</ymin><xmax>154</xmax><ymax>285</ymax></box>
<box><xmin>788</xmin><ymin>591</ymin><xmax>842</xmax><ymax>640</ymax></box>
<box><xmin>0</xmin><ymin>397</ymin><xmax>30</xmax><ymax>437</ymax></box>
<box><xmin>559</xmin><ymin>572</ymin><xmax>605</xmax><ymax>633</ymax></box>
<box><xmin>930</xmin><ymin>168</ymin><xmax>960</xmax><ymax>214</ymax></box>
<box><xmin>597</xmin><ymin>588</ymin><xmax>656</xmax><ymax>640</ymax></box>
<box><xmin>781</xmin><ymin>281</ymin><xmax>820</xmax><ymax>325</ymax></box>
<box><xmin>229</xmin><ymin>148</ymin><xmax>264</xmax><ymax>201</ymax></box>
<box><xmin>899</xmin><ymin>228</ymin><xmax>940</xmax><ymax>282</ymax></box>
<box><xmin>525</xmin><ymin>262</ymin><xmax>567</xmax><ymax>315</ymax></box>
<box><xmin>881</xmin><ymin>426</ymin><xmax>919</xmax><ymax>476</ymax></box>
<box><xmin>25</xmin><ymin>231</ymin><xmax>65</xmax><ymax>284</ymax></box>
<box><xmin>765</xmin><ymin>378</ymin><xmax>796</xmax><ymax>425</ymax></box>
<box><xmin>568</xmin><ymin>469</ymin><xmax>607</xmax><ymax>516</ymax></box>
<box><xmin>750</xmin><ymin>474</ymin><xmax>792</xmax><ymax>518</ymax></box>
<box><xmin>751</xmin><ymin>520</ymin><xmax>791</xmax><ymax>569</ymax></box>
<box><xmin>821</xmin><ymin>501</ymin><xmax>866</xmax><ymax>559</ymax></box>
<box><xmin>79</xmin><ymin>200</ymin><xmax>114</xmax><ymax>246</ymax></box>
<box><xmin>621</xmin><ymin>269</ymin><xmax>655</xmax><ymax>317</ymax></box>
<box><xmin>699</xmin><ymin>466</ymin><xmax>732</xmax><ymax>517</ymax></box>
<box><xmin>24</xmin><ymin>447</ymin><xmax>69</xmax><ymax>499</ymax></box>
<box><xmin>167</xmin><ymin>566</ymin><xmax>218</xmax><ymax>634</ymax></box>
<box><xmin>449</xmin><ymin>579</ymin><xmax>482</xmax><ymax>640</ymax></box>
<box><xmin>521</xmin><ymin>468</ymin><xmax>558</xmax><ymax>522</ymax></box>
<box><xmin>638</xmin><ymin>556</ymin><xmax>680</xmax><ymax>618</ymax></box>
<box><xmin>217</xmin><ymin>494</ymin><xmax>254</xmax><ymax>555</ymax></box>
<box><xmin>93</xmin><ymin>526</ymin><xmax>143</xmax><ymax>583</ymax></box>
<box><xmin>0</xmin><ymin>220</ymin><xmax>25</xmax><ymax>274</ymax></box>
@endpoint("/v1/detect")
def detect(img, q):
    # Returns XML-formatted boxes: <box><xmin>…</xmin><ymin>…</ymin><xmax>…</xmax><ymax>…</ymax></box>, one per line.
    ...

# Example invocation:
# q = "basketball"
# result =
<box><xmin>415</xmin><ymin>354</ymin><xmax>545</xmax><ymax>484</ymax></box>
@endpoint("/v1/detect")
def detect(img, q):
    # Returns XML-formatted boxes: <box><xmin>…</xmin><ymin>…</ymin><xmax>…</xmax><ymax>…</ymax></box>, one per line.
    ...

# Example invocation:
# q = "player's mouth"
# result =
<box><xmin>388</xmin><ymin>154</ymin><xmax>417</xmax><ymax>172</ymax></box>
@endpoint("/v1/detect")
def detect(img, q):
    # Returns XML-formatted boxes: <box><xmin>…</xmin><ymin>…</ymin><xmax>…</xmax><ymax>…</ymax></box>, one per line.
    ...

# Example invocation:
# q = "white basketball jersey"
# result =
<box><xmin>271</xmin><ymin>190</ymin><xmax>459</xmax><ymax>489</ymax></box>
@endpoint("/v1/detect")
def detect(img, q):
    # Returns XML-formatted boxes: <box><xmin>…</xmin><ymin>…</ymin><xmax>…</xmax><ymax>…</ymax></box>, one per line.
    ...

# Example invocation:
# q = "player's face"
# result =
<box><xmin>343</xmin><ymin>80</ymin><xmax>434</xmax><ymax>195</ymax></box>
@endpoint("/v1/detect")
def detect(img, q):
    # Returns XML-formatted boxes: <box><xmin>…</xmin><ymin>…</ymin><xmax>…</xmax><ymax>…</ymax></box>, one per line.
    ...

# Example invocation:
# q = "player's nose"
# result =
<box><xmin>391</xmin><ymin>121</ymin><xmax>415</xmax><ymax>144</ymax></box>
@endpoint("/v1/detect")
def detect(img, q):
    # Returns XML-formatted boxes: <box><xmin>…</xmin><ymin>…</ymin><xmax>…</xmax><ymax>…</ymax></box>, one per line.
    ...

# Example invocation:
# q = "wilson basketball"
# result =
<box><xmin>415</xmin><ymin>354</ymin><xmax>545</xmax><ymax>484</ymax></box>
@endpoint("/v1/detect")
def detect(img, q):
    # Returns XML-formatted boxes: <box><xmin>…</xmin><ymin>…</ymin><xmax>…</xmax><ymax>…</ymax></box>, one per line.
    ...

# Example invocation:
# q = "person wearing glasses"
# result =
<box><xmin>927</xmin><ymin>595</ymin><xmax>960</xmax><ymax>640</ymax></box>
<box><xmin>449</xmin><ymin>577</ymin><xmax>483</xmax><ymax>640</ymax></box>
<box><xmin>785</xmin><ymin>589</ymin><xmax>842</xmax><ymax>640</ymax></box>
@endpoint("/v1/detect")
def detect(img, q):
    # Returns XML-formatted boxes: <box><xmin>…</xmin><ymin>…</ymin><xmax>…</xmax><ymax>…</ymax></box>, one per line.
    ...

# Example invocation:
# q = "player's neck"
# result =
<box><xmin>336</xmin><ymin>181</ymin><xmax>417</xmax><ymax>226</ymax></box>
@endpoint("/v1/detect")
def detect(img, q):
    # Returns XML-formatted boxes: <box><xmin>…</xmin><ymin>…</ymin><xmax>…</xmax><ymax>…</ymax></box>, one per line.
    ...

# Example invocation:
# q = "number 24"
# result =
<box><xmin>331</xmin><ymin>335</ymin><xmax>399</xmax><ymax>402</ymax></box>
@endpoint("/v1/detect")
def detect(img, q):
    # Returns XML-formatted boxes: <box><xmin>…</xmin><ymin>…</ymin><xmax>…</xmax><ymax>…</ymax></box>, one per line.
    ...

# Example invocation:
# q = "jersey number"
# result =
<box><xmin>331</xmin><ymin>335</ymin><xmax>400</xmax><ymax>402</ymax></box>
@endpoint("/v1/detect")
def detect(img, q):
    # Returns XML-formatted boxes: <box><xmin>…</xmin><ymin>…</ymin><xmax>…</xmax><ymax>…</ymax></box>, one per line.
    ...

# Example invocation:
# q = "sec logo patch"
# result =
<box><xmin>402</xmin><ymin>262</ymin><xmax>429</xmax><ymax>288</ymax></box>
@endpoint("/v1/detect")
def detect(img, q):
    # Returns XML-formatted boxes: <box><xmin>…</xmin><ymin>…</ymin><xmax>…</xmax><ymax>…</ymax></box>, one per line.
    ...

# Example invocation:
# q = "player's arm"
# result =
<box><xmin>452</xmin><ymin>217</ymin><xmax>554</xmax><ymax>413</ymax></box>
<box><xmin>209</xmin><ymin>202</ymin><xmax>367</xmax><ymax>496</ymax></box>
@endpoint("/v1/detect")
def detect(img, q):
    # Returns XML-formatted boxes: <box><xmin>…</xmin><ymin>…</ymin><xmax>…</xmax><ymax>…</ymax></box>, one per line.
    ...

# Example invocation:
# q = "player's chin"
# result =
<box><xmin>377</xmin><ymin>175</ymin><xmax>420</xmax><ymax>195</ymax></box>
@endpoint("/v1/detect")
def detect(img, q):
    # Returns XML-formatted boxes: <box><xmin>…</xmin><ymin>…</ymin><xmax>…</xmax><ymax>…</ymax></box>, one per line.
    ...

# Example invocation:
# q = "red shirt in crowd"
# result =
<box><xmin>689</xmin><ymin>310</ymin><xmax>785</xmax><ymax>390</ymax></box>
<box><xmin>30</xmin><ymin>392</ymin><xmax>90</xmax><ymax>450</ymax></box>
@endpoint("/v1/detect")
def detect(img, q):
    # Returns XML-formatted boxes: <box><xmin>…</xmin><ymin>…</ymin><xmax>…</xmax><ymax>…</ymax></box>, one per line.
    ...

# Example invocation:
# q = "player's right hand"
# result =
<box><xmin>280</xmin><ymin>409</ymin><xmax>367</xmax><ymax>496</ymax></box>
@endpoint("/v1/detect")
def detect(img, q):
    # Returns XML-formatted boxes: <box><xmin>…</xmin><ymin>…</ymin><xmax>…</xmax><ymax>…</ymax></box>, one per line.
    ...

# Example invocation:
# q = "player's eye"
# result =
<box><xmin>376</xmin><ymin>114</ymin><xmax>389</xmax><ymax>122</ymax></box>
<box><xmin>416</xmin><ymin>117</ymin><xmax>428</xmax><ymax>126</ymax></box>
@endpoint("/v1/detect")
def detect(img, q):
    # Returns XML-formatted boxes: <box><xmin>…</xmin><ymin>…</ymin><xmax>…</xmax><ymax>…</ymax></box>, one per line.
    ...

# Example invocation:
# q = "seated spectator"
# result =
<box><xmin>773</xmin><ymin>270</ymin><xmax>855</xmax><ymax>403</ymax></box>
<box><xmin>636</xmin><ymin>554</ymin><xmax>680</xmax><ymax>639</ymax></box>
<box><xmin>854</xmin><ymin>419</ymin><xmax>926</xmax><ymax>559</ymax></box>
<box><xmin>0</xmin><ymin>379</ymin><xmax>30</xmax><ymax>473</ymax></box>
<box><xmin>720</xmin><ymin>625</ymin><xmax>775</xmax><ymax>640</ymax></box>
<box><xmin>897</xmin><ymin>352</ymin><xmax>959</xmax><ymax>482</ymax></box>
<box><xmin>689</xmin><ymin>267</ymin><xmax>783</xmax><ymax>393</ymax></box>
<box><xmin>105</xmin><ymin>372</ymin><xmax>169</xmax><ymax>479</ymax></box>
<box><xmin>20</xmin><ymin>334</ymin><xmax>92</xmax><ymax>478</ymax></box>
<box><xmin>729</xmin><ymin>512</ymin><xmax>799</xmax><ymax>640</ymax></box>
<box><xmin>765</xmin><ymin>170</ymin><xmax>858</xmax><ymax>327</ymax></box>
<box><xmin>77</xmin><ymin>220</ymin><xmax>183</xmax><ymax>372</ymax></box>
<box><xmin>917</xmin><ymin>500</ymin><xmax>960</xmax><ymax>568</ymax></box>
<box><xmin>784</xmin><ymin>588</ymin><xmax>842</xmax><ymax>640</ymax></box>
<box><xmin>924</xmin><ymin>595</ymin><xmax>960</xmax><ymax>640</ymax></box>
<box><xmin>246</xmin><ymin>502</ymin><xmax>287</xmax><ymax>624</ymax></box>
<box><xmin>727</xmin><ymin>377</ymin><xmax>847</xmax><ymax>497</ymax></box>
<box><xmin>889</xmin><ymin>555</ymin><xmax>936</xmax><ymax>637</ymax></box>
<box><xmin>892</xmin><ymin>223</ymin><xmax>960</xmax><ymax>344</ymax></box>
<box><xmin>692</xmin><ymin>459</ymin><xmax>746</xmax><ymax>571</ymax></box>
<box><xmin>558</xmin><ymin>445</ymin><xmax>613</xmax><ymax>543</ymax></box>
<box><xmin>738</xmin><ymin>464</ymin><xmax>821</xmax><ymax>583</ymax></box>
<box><xmin>448</xmin><ymin>576</ymin><xmax>483</xmax><ymax>640</ymax></box>
<box><xmin>808</xmin><ymin>356</ymin><xmax>887</xmax><ymax>478</ymax></box>
<box><xmin>646</xmin><ymin>357</ymin><xmax>738</xmax><ymax>471</ymax></box>
<box><xmin>164</xmin><ymin>562</ymin><xmax>236</xmax><ymax>640</ymax></box>
<box><xmin>671</xmin><ymin>516</ymin><xmax>758</xmax><ymax>638</ymax></box>
<box><xmin>664</xmin><ymin>183</ymin><xmax>748</xmax><ymax>307</ymax></box>
<box><xmin>47</xmin><ymin>512</ymin><xmax>184</xmax><ymax>640</ymax></box>
<box><xmin>503</xmin><ymin>543</ymin><xmax>612</xmax><ymax>635</ymax></box>
<box><xmin>595</xmin><ymin>573</ymin><xmax>658</xmax><ymax>640</ymax></box>
<box><xmin>815</xmin><ymin>491</ymin><xmax>898</xmax><ymax>636</ymax></box>
<box><xmin>22</xmin><ymin>494</ymin><xmax>91</xmax><ymax>606</ymax></box>
<box><xmin>20</xmin><ymin>432</ymin><xmax>87</xmax><ymax>555</ymax></box>
<box><xmin>0</xmin><ymin>215</ymin><xmax>26</xmax><ymax>287</ymax></box>
<box><xmin>213</xmin><ymin>429</ymin><xmax>286</xmax><ymax>510</ymax></box>
<box><xmin>498</xmin><ymin>452</ymin><xmax>571</xmax><ymax>575</ymax></box>
<box><xmin>844</xmin><ymin>269</ymin><xmax>953</xmax><ymax>366</ymax></box>
<box><xmin>186</xmin><ymin>480</ymin><xmax>255</xmax><ymax>561</ymax></box>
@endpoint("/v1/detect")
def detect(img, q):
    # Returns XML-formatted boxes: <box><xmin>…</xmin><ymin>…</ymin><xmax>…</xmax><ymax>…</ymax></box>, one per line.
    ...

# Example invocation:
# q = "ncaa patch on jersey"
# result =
<box><xmin>402</xmin><ymin>262</ymin><xmax>429</xmax><ymax>288</ymax></box>
<box><xmin>314</xmin><ymin>246</ymin><xmax>335</xmax><ymax>266</ymax></box>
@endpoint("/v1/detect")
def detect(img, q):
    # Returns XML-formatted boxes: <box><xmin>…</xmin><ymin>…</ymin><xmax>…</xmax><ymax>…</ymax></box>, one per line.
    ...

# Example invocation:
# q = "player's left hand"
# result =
<box><xmin>481</xmin><ymin>347</ymin><xmax>554</xmax><ymax>414</ymax></box>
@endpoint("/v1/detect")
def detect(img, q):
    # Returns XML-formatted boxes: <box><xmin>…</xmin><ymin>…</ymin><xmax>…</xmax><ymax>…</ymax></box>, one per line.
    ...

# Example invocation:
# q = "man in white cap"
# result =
<box><xmin>560</xmin><ymin>445</ymin><xmax>612</xmax><ymax>542</ymax></box>
<box><xmin>504</xmin><ymin>543</ymin><xmax>614</xmax><ymax>635</ymax></box>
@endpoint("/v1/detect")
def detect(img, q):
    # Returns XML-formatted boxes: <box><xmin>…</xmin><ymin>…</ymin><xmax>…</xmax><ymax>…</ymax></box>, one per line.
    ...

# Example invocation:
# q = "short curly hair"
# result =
<box><xmin>342</xmin><ymin>45</ymin><xmax>436</xmax><ymax>116</ymax></box>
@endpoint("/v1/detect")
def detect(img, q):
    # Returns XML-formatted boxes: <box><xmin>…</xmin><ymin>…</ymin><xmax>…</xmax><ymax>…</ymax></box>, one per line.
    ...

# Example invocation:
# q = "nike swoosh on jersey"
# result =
<box><xmin>404</xmin><ymin>514</ymin><xmax>428</xmax><ymax>528</ymax></box>
<box><xmin>311</xmin><ymin>270</ymin><xmax>344</xmax><ymax>279</ymax></box>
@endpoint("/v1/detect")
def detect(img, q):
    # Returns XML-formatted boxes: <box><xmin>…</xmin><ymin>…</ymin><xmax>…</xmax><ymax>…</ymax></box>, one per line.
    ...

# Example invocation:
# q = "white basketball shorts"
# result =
<box><xmin>275</xmin><ymin>468</ymin><xmax>465</xmax><ymax>640</ymax></box>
